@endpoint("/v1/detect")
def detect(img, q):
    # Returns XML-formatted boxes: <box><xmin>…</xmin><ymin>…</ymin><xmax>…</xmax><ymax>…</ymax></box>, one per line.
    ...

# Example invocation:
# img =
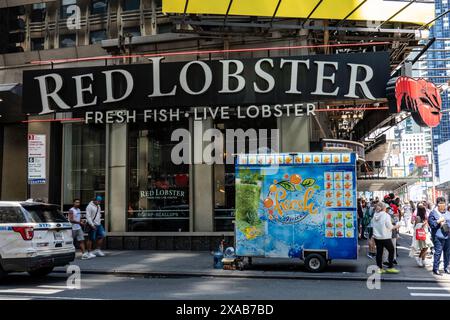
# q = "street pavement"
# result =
<box><xmin>51</xmin><ymin>231</ymin><xmax>450</xmax><ymax>283</ymax></box>
<box><xmin>2</xmin><ymin>230</ymin><xmax>450</xmax><ymax>300</ymax></box>
<box><xmin>0</xmin><ymin>273</ymin><xmax>450</xmax><ymax>300</ymax></box>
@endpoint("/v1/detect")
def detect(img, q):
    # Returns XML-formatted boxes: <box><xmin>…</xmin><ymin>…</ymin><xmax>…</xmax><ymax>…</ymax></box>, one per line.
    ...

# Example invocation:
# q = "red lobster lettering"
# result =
<box><xmin>395</xmin><ymin>76</ymin><xmax>442</xmax><ymax>128</ymax></box>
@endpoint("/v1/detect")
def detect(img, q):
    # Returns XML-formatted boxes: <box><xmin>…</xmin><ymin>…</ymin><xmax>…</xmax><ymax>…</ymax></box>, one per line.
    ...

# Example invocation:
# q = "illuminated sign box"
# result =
<box><xmin>163</xmin><ymin>0</ymin><xmax>435</xmax><ymax>25</ymax></box>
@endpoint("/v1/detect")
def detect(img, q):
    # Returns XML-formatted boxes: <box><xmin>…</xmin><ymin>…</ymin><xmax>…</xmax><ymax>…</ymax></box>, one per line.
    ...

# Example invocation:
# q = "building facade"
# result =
<box><xmin>425</xmin><ymin>0</ymin><xmax>450</xmax><ymax>178</ymax></box>
<box><xmin>0</xmin><ymin>0</ymin><xmax>437</xmax><ymax>249</ymax></box>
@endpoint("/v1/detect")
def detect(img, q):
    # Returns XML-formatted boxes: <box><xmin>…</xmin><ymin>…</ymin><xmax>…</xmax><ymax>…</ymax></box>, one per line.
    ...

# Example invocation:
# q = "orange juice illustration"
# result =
<box><xmin>277</xmin><ymin>156</ymin><xmax>283</xmax><ymax>164</ymax></box>
<box><xmin>345</xmin><ymin>199</ymin><xmax>352</xmax><ymax>207</ymax></box>
<box><xmin>326</xmin><ymin>230</ymin><xmax>334</xmax><ymax>237</ymax></box>
<box><xmin>336</xmin><ymin>191</ymin><xmax>342</xmax><ymax>198</ymax></box>
<box><xmin>313</xmin><ymin>155</ymin><xmax>320</xmax><ymax>163</ymax></box>
<box><xmin>295</xmin><ymin>156</ymin><xmax>302</xmax><ymax>163</ymax></box>
<box><xmin>333</xmin><ymin>156</ymin><xmax>340</xmax><ymax>163</ymax></box>
<box><xmin>326</xmin><ymin>191</ymin><xmax>333</xmax><ymax>198</ymax></box>
<box><xmin>344</xmin><ymin>182</ymin><xmax>352</xmax><ymax>189</ymax></box>
<box><xmin>345</xmin><ymin>191</ymin><xmax>352</xmax><ymax>198</ymax></box>
<box><xmin>336</xmin><ymin>200</ymin><xmax>343</xmax><ymax>207</ymax></box>
<box><xmin>343</xmin><ymin>155</ymin><xmax>350</xmax><ymax>162</ymax></box>
<box><xmin>304</xmin><ymin>156</ymin><xmax>311</xmax><ymax>163</ymax></box>
<box><xmin>323</xmin><ymin>155</ymin><xmax>330</xmax><ymax>163</ymax></box>
<box><xmin>326</xmin><ymin>200</ymin><xmax>333</xmax><ymax>207</ymax></box>
<box><xmin>335</xmin><ymin>182</ymin><xmax>342</xmax><ymax>189</ymax></box>
<box><xmin>285</xmin><ymin>156</ymin><xmax>292</xmax><ymax>164</ymax></box>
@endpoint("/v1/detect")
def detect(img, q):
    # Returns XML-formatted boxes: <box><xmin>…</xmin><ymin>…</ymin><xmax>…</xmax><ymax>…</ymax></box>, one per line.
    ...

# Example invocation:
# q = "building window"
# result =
<box><xmin>59</xmin><ymin>33</ymin><xmax>76</xmax><ymax>48</ymax></box>
<box><xmin>128</xmin><ymin>118</ymin><xmax>190</xmax><ymax>232</ymax></box>
<box><xmin>31</xmin><ymin>37</ymin><xmax>44</xmax><ymax>51</ymax></box>
<box><xmin>123</xmin><ymin>26</ymin><xmax>141</xmax><ymax>37</ymax></box>
<box><xmin>62</xmin><ymin>123</ymin><xmax>106</xmax><ymax>214</ymax></box>
<box><xmin>60</xmin><ymin>0</ymin><xmax>77</xmax><ymax>19</ymax></box>
<box><xmin>91</xmin><ymin>0</ymin><xmax>108</xmax><ymax>14</ymax></box>
<box><xmin>158</xmin><ymin>23</ymin><xmax>172</xmax><ymax>34</ymax></box>
<box><xmin>122</xmin><ymin>0</ymin><xmax>140</xmax><ymax>11</ymax></box>
<box><xmin>213</xmin><ymin>117</ymin><xmax>278</xmax><ymax>232</ymax></box>
<box><xmin>90</xmin><ymin>29</ymin><xmax>107</xmax><ymax>44</ymax></box>
<box><xmin>31</xmin><ymin>3</ymin><xmax>46</xmax><ymax>22</ymax></box>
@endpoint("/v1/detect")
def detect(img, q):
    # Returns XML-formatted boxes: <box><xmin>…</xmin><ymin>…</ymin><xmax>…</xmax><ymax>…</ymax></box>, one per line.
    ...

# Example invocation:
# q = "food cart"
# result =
<box><xmin>234</xmin><ymin>152</ymin><xmax>358</xmax><ymax>272</ymax></box>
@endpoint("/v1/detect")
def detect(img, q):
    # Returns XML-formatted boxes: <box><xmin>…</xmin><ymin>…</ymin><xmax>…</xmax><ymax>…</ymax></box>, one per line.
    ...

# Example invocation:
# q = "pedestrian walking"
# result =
<box><xmin>357</xmin><ymin>198</ymin><xmax>364</xmax><ymax>240</ymax></box>
<box><xmin>68</xmin><ymin>199</ymin><xmax>95</xmax><ymax>260</ymax></box>
<box><xmin>403</xmin><ymin>200</ymin><xmax>413</xmax><ymax>234</ymax></box>
<box><xmin>410</xmin><ymin>205</ymin><xmax>433</xmax><ymax>267</ymax></box>
<box><xmin>372</xmin><ymin>202</ymin><xmax>401</xmax><ymax>274</ymax></box>
<box><xmin>383</xmin><ymin>206</ymin><xmax>400</xmax><ymax>266</ymax></box>
<box><xmin>364</xmin><ymin>202</ymin><xmax>376</xmax><ymax>259</ymax></box>
<box><xmin>360</xmin><ymin>199</ymin><xmax>369</xmax><ymax>240</ymax></box>
<box><xmin>428</xmin><ymin>197</ymin><xmax>450</xmax><ymax>276</ymax></box>
<box><xmin>86</xmin><ymin>195</ymin><xmax>106</xmax><ymax>257</ymax></box>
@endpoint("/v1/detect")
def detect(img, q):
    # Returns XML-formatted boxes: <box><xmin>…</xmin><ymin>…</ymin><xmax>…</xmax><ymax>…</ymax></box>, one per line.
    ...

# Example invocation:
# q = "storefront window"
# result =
<box><xmin>31</xmin><ymin>38</ymin><xmax>44</xmax><ymax>51</ymax></box>
<box><xmin>59</xmin><ymin>34</ymin><xmax>76</xmax><ymax>48</ymax></box>
<box><xmin>128</xmin><ymin>118</ymin><xmax>190</xmax><ymax>232</ymax></box>
<box><xmin>90</xmin><ymin>29</ymin><xmax>107</xmax><ymax>44</ymax></box>
<box><xmin>213</xmin><ymin>116</ymin><xmax>278</xmax><ymax>231</ymax></box>
<box><xmin>91</xmin><ymin>0</ymin><xmax>108</xmax><ymax>15</ymax></box>
<box><xmin>123</xmin><ymin>26</ymin><xmax>141</xmax><ymax>37</ymax></box>
<box><xmin>60</xmin><ymin>0</ymin><xmax>77</xmax><ymax>19</ymax></box>
<box><xmin>63</xmin><ymin>123</ymin><xmax>106</xmax><ymax>212</ymax></box>
<box><xmin>122</xmin><ymin>0</ymin><xmax>140</xmax><ymax>11</ymax></box>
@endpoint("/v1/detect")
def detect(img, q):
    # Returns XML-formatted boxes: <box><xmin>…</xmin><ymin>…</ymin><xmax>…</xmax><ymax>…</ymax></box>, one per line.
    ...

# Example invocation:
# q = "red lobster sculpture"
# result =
<box><xmin>395</xmin><ymin>76</ymin><xmax>442</xmax><ymax>128</ymax></box>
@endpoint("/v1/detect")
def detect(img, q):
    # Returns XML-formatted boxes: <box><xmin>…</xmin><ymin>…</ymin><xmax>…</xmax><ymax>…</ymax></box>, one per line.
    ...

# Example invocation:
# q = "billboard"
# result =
<box><xmin>235</xmin><ymin>153</ymin><xmax>358</xmax><ymax>260</ymax></box>
<box><xmin>163</xmin><ymin>0</ymin><xmax>435</xmax><ymax>25</ymax></box>
<box><xmin>438</xmin><ymin>141</ymin><xmax>450</xmax><ymax>185</ymax></box>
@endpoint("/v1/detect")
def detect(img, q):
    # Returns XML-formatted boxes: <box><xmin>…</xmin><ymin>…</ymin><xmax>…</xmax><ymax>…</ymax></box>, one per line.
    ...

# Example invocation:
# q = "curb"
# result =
<box><xmin>54</xmin><ymin>268</ymin><xmax>450</xmax><ymax>283</ymax></box>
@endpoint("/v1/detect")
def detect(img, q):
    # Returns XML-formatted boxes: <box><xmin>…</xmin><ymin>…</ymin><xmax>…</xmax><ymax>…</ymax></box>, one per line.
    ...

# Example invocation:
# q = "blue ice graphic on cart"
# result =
<box><xmin>234</xmin><ymin>152</ymin><xmax>358</xmax><ymax>263</ymax></box>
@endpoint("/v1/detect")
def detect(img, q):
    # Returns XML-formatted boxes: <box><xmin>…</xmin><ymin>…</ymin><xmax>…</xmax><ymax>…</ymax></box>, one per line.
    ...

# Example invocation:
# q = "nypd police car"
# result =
<box><xmin>0</xmin><ymin>201</ymin><xmax>75</xmax><ymax>279</ymax></box>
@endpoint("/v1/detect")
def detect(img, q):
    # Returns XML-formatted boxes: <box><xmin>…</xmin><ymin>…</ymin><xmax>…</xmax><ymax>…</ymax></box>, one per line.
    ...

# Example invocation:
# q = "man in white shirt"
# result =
<box><xmin>68</xmin><ymin>199</ymin><xmax>95</xmax><ymax>260</ymax></box>
<box><xmin>86</xmin><ymin>195</ymin><xmax>106</xmax><ymax>257</ymax></box>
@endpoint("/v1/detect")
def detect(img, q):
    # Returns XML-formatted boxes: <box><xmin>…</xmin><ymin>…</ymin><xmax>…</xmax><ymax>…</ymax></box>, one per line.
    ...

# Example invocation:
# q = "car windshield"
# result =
<box><xmin>22</xmin><ymin>206</ymin><xmax>68</xmax><ymax>223</ymax></box>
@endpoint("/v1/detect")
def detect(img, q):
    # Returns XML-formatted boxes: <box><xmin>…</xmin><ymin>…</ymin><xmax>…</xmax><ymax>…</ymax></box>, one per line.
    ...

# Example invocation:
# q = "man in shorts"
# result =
<box><xmin>86</xmin><ymin>195</ymin><xmax>106</xmax><ymax>257</ymax></box>
<box><xmin>69</xmin><ymin>199</ymin><xmax>94</xmax><ymax>260</ymax></box>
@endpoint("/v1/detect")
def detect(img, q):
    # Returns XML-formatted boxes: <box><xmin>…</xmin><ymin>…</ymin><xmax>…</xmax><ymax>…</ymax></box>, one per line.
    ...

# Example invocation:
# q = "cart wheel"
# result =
<box><xmin>304</xmin><ymin>253</ymin><xmax>327</xmax><ymax>273</ymax></box>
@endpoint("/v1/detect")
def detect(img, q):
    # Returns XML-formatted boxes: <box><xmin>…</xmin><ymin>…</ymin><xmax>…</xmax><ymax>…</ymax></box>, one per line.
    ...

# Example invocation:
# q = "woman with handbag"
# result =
<box><xmin>411</xmin><ymin>205</ymin><xmax>433</xmax><ymax>267</ymax></box>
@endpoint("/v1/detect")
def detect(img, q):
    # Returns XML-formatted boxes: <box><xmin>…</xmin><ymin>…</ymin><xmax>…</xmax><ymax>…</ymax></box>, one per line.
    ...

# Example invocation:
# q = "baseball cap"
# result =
<box><xmin>95</xmin><ymin>195</ymin><xmax>103</xmax><ymax>201</ymax></box>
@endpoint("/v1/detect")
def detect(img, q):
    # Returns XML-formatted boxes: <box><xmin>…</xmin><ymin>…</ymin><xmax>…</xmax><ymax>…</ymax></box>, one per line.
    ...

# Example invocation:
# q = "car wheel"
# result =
<box><xmin>304</xmin><ymin>253</ymin><xmax>327</xmax><ymax>273</ymax></box>
<box><xmin>28</xmin><ymin>267</ymin><xmax>54</xmax><ymax>278</ymax></box>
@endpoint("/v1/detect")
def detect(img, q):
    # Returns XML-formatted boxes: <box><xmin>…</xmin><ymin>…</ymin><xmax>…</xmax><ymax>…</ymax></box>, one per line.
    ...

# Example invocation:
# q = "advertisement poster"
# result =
<box><xmin>28</xmin><ymin>134</ymin><xmax>46</xmax><ymax>184</ymax></box>
<box><xmin>235</xmin><ymin>153</ymin><xmax>357</xmax><ymax>260</ymax></box>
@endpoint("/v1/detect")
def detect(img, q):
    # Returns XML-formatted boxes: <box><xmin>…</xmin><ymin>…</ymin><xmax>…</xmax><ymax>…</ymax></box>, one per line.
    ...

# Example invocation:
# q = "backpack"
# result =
<box><xmin>362</xmin><ymin>207</ymin><xmax>373</xmax><ymax>227</ymax></box>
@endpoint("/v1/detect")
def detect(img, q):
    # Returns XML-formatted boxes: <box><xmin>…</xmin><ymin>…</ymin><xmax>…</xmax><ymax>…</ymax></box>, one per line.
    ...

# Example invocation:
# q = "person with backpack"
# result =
<box><xmin>86</xmin><ymin>195</ymin><xmax>106</xmax><ymax>257</ymax></box>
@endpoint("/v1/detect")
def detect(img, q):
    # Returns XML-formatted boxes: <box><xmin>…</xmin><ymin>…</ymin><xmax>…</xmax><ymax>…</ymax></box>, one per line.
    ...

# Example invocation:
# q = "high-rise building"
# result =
<box><xmin>425</xmin><ymin>0</ymin><xmax>450</xmax><ymax>178</ymax></box>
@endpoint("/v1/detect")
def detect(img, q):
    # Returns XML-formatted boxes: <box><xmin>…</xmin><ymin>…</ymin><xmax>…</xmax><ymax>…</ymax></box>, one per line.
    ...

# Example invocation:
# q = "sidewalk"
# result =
<box><xmin>55</xmin><ymin>233</ymin><xmax>450</xmax><ymax>283</ymax></box>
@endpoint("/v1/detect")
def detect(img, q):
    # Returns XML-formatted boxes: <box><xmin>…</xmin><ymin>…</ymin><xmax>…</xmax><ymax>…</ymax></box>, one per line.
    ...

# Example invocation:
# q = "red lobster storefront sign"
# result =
<box><xmin>388</xmin><ymin>76</ymin><xmax>442</xmax><ymax>128</ymax></box>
